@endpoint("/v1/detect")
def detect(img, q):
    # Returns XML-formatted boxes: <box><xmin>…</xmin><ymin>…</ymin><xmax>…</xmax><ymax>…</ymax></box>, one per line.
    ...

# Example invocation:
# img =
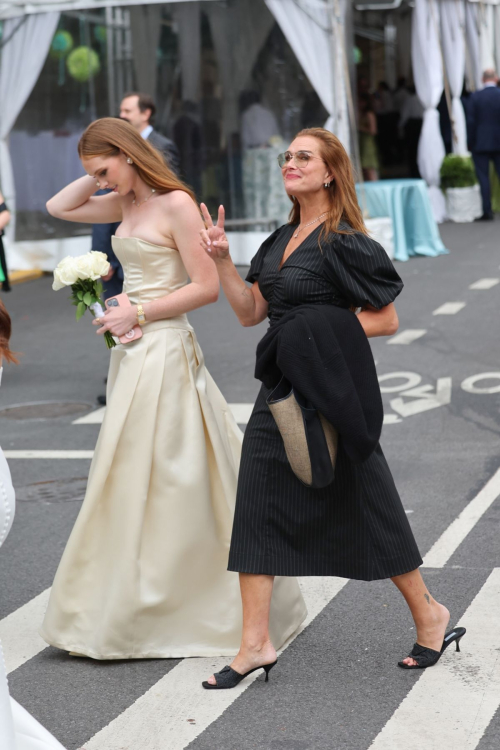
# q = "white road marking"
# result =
<box><xmin>423</xmin><ymin>466</ymin><xmax>500</xmax><ymax>568</ymax></box>
<box><xmin>383</xmin><ymin>414</ymin><xmax>402</xmax><ymax>424</ymax></box>
<box><xmin>72</xmin><ymin>407</ymin><xmax>106</xmax><ymax>425</ymax></box>
<box><xmin>368</xmin><ymin>568</ymin><xmax>500</xmax><ymax>750</ymax></box>
<box><xmin>379</xmin><ymin>372</ymin><xmax>422</xmax><ymax>393</ymax></box>
<box><xmin>469</xmin><ymin>278</ymin><xmax>499</xmax><ymax>290</ymax></box>
<box><xmin>432</xmin><ymin>302</ymin><xmax>466</xmax><ymax>315</ymax></box>
<box><xmin>228</xmin><ymin>403</ymin><xmax>254</xmax><ymax>424</ymax></box>
<box><xmin>461</xmin><ymin>373</ymin><xmax>500</xmax><ymax>394</ymax></box>
<box><xmin>71</xmin><ymin>403</ymin><xmax>255</xmax><ymax>427</ymax></box>
<box><xmin>84</xmin><ymin>577</ymin><xmax>349</xmax><ymax>750</ymax></box>
<box><xmin>387</xmin><ymin>329</ymin><xmax>427</xmax><ymax>345</ymax></box>
<box><xmin>3</xmin><ymin>451</ymin><xmax>94</xmax><ymax>460</ymax></box>
<box><xmin>0</xmin><ymin>589</ymin><xmax>50</xmax><ymax>674</ymax></box>
<box><xmin>390</xmin><ymin>378</ymin><xmax>452</xmax><ymax>418</ymax></box>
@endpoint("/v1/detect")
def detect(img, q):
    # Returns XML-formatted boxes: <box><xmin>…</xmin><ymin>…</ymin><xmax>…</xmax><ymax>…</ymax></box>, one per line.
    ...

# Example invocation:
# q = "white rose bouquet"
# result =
<box><xmin>52</xmin><ymin>251</ymin><xmax>116</xmax><ymax>349</ymax></box>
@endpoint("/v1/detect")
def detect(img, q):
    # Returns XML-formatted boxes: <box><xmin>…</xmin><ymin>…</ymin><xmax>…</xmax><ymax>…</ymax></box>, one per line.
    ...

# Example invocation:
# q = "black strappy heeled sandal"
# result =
<box><xmin>398</xmin><ymin>626</ymin><xmax>466</xmax><ymax>670</ymax></box>
<box><xmin>202</xmin><ymin>660</ymin><xmax>277</xmax><ymax>690</ymax></box>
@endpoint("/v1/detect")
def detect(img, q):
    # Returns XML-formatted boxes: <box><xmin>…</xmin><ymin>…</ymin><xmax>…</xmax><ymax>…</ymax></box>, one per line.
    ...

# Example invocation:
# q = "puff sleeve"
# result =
<box><xmin>246</xmin><ymin>226</ymin><xmax>285</xmax><ymax>284</ymax></box>
<box><xmin>324</xmin><ymin>231</ymin><xmax>403</xmax><ymax>309</ymax></box>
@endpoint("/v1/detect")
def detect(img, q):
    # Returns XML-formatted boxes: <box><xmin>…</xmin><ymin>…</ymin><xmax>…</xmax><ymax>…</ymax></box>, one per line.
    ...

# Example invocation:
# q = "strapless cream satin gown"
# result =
<box><xmin>40</xmin><ymin>237</ymin><xmax>307</xmax><ymax>659</ymax></box>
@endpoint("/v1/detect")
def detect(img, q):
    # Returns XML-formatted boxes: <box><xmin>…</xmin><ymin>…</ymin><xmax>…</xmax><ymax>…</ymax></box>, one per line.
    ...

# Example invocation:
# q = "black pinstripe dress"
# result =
<box><xmin>227</xmin><ymin>223</ymin><xmax>423</xmax><ymax>581</ymax></box>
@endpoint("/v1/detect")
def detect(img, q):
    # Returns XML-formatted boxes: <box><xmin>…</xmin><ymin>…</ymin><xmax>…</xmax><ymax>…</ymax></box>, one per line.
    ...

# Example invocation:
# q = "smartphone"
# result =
<box><xmin>105</xmin><ymin>293</ymin><xmax>143</xmax><ymax>344</ymax></box>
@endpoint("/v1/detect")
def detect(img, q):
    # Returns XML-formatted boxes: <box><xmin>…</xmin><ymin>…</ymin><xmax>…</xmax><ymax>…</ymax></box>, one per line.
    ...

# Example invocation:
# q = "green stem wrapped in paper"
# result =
<box><xmin>52</xmin><ymin>251</ymin><xmax>116</xmax><ymax>349</ymax></box>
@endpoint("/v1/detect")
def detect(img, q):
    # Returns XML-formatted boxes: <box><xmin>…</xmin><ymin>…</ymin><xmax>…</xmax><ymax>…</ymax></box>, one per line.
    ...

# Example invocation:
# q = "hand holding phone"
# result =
<box><xmin>105</xmin><ymin>294</ymin><xmax>143</xmax><ymax>344</ymax></box>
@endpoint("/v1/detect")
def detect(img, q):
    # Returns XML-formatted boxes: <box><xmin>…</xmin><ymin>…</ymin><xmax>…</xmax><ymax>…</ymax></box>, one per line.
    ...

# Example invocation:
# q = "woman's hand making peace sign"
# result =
<box><xmin>199</xmin><ymin>203</ymin><xmax>230</xmax><ymax>262</ymax></box>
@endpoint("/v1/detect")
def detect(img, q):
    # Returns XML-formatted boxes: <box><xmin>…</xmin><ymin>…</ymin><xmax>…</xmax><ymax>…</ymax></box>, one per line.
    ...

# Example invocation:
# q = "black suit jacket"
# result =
<box><xmin>147</xmin><ymin>129</ymin><xmax>180</xmax><ymax>174</ymax></box>
<box><xmin>255</xmin><ymin>304</ymin><xmax>383</xmax><ymax>464</ymax></box>
<box><xmin>466</xmin><ymin>86</ymin><xmax>500</xmax><ymax>153</ymax></box>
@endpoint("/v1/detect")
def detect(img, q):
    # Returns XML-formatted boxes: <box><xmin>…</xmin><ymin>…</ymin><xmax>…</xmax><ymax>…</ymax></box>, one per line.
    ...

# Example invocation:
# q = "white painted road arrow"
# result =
<box><xmin>390</xmin><ymin>377</ymin><xmax>452</xmax><ymax>418</ymax></box>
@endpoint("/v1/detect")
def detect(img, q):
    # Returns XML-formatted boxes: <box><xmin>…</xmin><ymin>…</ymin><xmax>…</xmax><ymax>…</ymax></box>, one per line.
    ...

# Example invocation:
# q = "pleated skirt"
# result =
<box><xmin>40</xmin><ymin>324</ymin><xmax>306</xmax><ymax>658</ymax></box>
<box><xmin>228</xmin><ymin>385</ymin><xmax>423</xmax><ymax>580</ymax></box>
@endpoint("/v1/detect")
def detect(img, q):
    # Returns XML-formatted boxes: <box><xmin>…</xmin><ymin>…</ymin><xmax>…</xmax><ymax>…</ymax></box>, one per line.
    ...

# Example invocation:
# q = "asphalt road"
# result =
<box><xmin>0</xmin><ymin>218</ymin><xmax>499</xmax><ymax>750</ymax></box>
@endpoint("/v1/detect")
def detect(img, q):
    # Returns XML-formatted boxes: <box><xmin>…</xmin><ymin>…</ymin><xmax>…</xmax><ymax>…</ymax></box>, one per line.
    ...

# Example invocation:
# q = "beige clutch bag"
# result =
<box><xmin>266</xmin><ymin>377</ymin><xmax>338</xmax><ymax>489</ymax></box>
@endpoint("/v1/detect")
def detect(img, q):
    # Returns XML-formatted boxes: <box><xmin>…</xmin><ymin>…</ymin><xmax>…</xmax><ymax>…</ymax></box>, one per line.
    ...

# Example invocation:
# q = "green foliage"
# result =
<box><xmin>440</xmin><ymin>154</ymin><xmax>477</xmax><ymax>190</ymax></box>
<box><xmin>76</xmin><ymin>301</ymin><xmax>86</xmax><ymax>321</ymax></box>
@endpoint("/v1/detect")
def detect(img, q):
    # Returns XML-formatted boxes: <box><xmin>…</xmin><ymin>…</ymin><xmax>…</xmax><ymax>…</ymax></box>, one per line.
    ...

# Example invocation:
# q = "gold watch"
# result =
<box><xmin>136</xmin><ymin>304</ymin><xmax>146</xmax><ymax>326</ymax></box>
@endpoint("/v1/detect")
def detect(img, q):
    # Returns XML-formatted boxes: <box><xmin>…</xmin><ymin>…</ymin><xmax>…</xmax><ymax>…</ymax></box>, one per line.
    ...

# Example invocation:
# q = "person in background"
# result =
<box><xmin>91</xmin><ymin>190</ymin><xmax>122</xmax><ymax>406</ymax></box>
<box><xmin>393</xmin><ymin>77</ymin><xmax>410</xmax><ymax>115</ymax></box>
<box><xmin>0</xmin><ymin>299</ymin><xmax>66</xmax><ymax>749</ymax></box>
<box><xmin>0</xmin><ymin>191</ymin><xmax>11</xmax><ymax>292</ymax></box>
<box><xmin>173</xmin><ymin>101</ymin><xmax>203</xmax><ymax>197</ymax></box>
<box><xmin>240</xmin><ymin>91</ymin><xmax>280</xmax><ymax>150</ymax></box>
<box><xmin>358</xmin><ymin>93</ymin><xmax>379</xmax><ymax>181</ymax></box>
<box><xmin>466</xmin><ymin>68</ymin><xmax>500</xmax><ymax>221</ymax></box>
<box><xmin>119</xmin><ymin>92</ymin><xmax>180</xmax><ymax>173</ymax></box>
<box><xmin>373</xmin><ymin>81</ymin><xmax>395</xmax><ymax>166</ymax></box>
<box><xmin>399</xmin><ymin>86</ymin><xmax>424</xmax><ymax>178</ymax></box>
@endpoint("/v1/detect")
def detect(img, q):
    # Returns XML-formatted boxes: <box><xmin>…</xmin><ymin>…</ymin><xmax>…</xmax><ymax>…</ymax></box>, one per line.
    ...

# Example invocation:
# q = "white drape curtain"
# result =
<box><xmin>172</xmin><ymin>1</ymin><xmax>201</xmax><ymax>103</ymax></box>
<box><xmin>411</xmin><ymin>0</ymin><xmax>446</xmax><ymax>221</ymax></box>
<box><xmin>465</xmin><ymin>1</ymin><xmax>482</xmax><ymax>90</ymax></box>
<box><xmin>265</xmin><ymin>0</ymin><xmax>350</xmax><ymax>150</ymax></box>
<box><xmin>479</xmin><ymin>2</ymin><xmax>496</xmax><ymax>71</ymax></box>
<box><xmin>440</xmin><ymin>0</ymin><xmax>467</xmax><ymax>155</ymax></box>
<box><xmin>0</xmin><ymin>11</ymin><xmax>59</xmax><ymax>240</ymax></box>
<box><xmin>206</xmin><ymin>0</ymin><xmax>274</xmax><ymax>137</ymax></box>
<box><xmin>129</xmin><ymin>5</ymin><xmax>162</xmax><ymax>96</ymax></box>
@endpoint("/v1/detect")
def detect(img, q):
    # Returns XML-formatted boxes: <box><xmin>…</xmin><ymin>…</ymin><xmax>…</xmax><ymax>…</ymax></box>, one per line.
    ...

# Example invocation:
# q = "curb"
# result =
<box><xmin>9</xmin><ymin>269</ymin><xmax>44</xmax><ymax>285</ymax></box>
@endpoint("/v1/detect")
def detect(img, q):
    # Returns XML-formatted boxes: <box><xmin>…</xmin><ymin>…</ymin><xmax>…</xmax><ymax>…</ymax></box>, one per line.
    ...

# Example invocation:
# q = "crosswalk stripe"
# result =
<box><xmin>432</xmin><ymin>302</ymin><xmax>466</xmax><ymax>315</ymax></box>
<box><xmin>387</xmin><ymin>329</ymin><xmax>427</xmax><ymax>345</ymax></box>
<box><xmin>84</xmin><ymin>578</ymin><xmax>349</xmax><ymax>750</ymax></box>
<box><xmin>72</xmin><ymin>407</ymin><xmax>106</xmax><ymax>424</ymax></box>
<box><xmin>368</xmin><ymin>568</ymin><xmax>500</xmax><ymax>750</ymax></box>
<box><xmin>469</xmin><ymin>278</ymin><xmax>499</xmax><ymax>290</ymax></box>
<box><xmin>72</xmin><ymin>403</ymin><xmax>255</xmax><ymax>427</ymax></box>
<box><xmin>423</xmin><ymin>466</ymin><xmax>500</xmax><ymax>568</ymax></box>
<box><xmin>0</xmin><ymin>589</ymin><xmax>50</xmax><ymax>674</ymax></box>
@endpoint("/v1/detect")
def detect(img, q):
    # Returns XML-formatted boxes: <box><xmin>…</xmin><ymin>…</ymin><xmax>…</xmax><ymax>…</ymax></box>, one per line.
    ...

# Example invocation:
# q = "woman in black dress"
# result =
<box><xmin>200</xmin><ymin>128</ymin><xmax>463</xmax><ymax>687</ymax></box>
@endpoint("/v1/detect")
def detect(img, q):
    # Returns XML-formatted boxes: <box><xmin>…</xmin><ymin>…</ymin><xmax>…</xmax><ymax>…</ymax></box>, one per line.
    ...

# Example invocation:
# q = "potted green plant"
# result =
<box><xmin>440</xmin><ymin>154</ymin><xmax>481</xmax><ymax>222</ymax></box>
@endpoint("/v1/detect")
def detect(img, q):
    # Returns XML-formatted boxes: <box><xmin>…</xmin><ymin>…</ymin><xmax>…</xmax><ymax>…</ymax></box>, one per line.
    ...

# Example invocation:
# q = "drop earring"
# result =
<box><xmin>324</xmin><ymin>182</ymin><xmax>331</xmax><ymax>188</ymax></box>
<box><xmin>127</xmin><ymin>157</ymin><xmax>133</xmax><ymax>164</ymax></box>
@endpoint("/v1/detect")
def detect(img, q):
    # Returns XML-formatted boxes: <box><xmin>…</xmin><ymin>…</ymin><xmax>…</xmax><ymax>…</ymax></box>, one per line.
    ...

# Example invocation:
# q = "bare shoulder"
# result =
<box><xmin>160</xmin><ymin>189</ymin><xmax>198</xmax><ymax>213</ymax></box>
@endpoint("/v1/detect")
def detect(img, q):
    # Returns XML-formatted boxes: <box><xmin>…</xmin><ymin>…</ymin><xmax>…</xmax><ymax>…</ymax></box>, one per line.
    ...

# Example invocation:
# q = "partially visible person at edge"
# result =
<box><xmin>467</xmin><ymin>68</ymin><xmax>500</xmax><ymax>221</ymax></box>
<box><xmin>200</xmin><ymin>127</ymin><xmax>465</xmax><ymax>689</ymax></box>
<box><xmin>39</xmin><ymin>117</ymin><xmax>305</xmax><ymax>660</ymax></box>
<box><xmin>0</xmin><ymin>191</ymin><xmax>11</xmax><ymax>292</ymax></box>
<box><xmin>0</xmin><ymin>299</ymin><xmax>67</xmax><ymax>749</ymax></box>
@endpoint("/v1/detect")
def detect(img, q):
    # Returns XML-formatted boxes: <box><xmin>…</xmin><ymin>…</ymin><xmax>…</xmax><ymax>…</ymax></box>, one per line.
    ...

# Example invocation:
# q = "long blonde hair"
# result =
<box><xmin>78</xmin><ymin>118</ymin><xmax>195</xmax><ymax>202</ymax></box>
<box><xmin>288</xmin><ymin>128</ymin><xmax>368</xmax><ymax>239</ymax></box>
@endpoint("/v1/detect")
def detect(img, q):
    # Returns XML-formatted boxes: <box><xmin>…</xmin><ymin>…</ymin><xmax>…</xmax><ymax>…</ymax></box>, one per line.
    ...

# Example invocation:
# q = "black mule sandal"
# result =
<box><xmin>202</xmin><ymin>660</ymin><xmax>277</xmax><ymax>690</ymax></box>
<box><xmin>398</xmin><ymin>626</ymin><xmax>466</xmax><ymax>670</ymax></box>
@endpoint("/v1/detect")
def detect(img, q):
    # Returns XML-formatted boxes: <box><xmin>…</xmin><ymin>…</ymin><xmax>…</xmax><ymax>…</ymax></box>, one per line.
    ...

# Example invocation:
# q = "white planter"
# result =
<box><xmin>445</xmin><ymin>185</ymin><xmax>482</xmax><ymax>223</ymax></box>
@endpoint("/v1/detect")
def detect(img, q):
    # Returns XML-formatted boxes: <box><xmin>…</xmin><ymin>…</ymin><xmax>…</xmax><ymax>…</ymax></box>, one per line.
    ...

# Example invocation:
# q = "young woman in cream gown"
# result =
<box><xmin>40</xmin><ymin>118</ymin><xmax>306</xmax><ymax>659</ymax></box>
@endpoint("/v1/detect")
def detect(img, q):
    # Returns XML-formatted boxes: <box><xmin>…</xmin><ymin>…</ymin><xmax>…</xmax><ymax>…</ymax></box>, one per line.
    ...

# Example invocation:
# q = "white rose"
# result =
<box><xmin>74</xmin><ymin>254</ymin><xmax>94</xmax><ymax>281</ymax></box>
<box><xmin>52</xmin><ymin>256</ymin><xmax>79</xmax><ymax>289</ymax></box>
<box><xmin>89</xmin><ymin>251</ymin><xmax>110</xmax><ymax>278</ymax></box>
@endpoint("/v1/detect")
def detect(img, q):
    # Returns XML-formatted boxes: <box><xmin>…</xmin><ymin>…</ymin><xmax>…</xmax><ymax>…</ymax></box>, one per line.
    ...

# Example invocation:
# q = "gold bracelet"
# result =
<box><xmin>137</xmin><ymin>304</ymin><xmax>146</xmax><ymax>326</ymax></box>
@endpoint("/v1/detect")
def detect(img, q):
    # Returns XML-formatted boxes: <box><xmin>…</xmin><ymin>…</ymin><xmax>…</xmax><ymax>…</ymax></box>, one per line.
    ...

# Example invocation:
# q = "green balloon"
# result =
<box><xmin>94</xmin><ymin>25</ymin><xmax>107</xmax><ymax>44</ymax></box>
<box><xmin>50</xmin><ymin>30</ymin><xmax>74</xmax><ymax>59</ymax></box>
<box><xmin>67</xmin><ymin>46</ymin><xmax>101</xmax><ymax>83</ymax></box>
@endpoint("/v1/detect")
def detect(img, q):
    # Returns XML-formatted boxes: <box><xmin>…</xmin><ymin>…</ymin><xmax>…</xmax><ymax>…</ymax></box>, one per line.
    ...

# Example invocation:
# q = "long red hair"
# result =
<box><xmin>78</xmin><ymin>118</ymin><xmax>195</xmax><ymax>202</ymax></box>
<box><xmin>288</xmin><ymin>128</ymin><xmax>368</xmax><ymax>239</ymax></box>
<box><xmin>0</xmin><ymin>298</ymin><xmax>19</xmax><ymax>364</ymax></box>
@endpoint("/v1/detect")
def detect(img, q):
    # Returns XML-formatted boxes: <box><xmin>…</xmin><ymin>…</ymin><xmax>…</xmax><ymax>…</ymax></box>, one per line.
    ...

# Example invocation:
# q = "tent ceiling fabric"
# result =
<box><xmin>0</xmin><ymin>0</ymin><xmax>217</xmax><ymax>21</ymax></box>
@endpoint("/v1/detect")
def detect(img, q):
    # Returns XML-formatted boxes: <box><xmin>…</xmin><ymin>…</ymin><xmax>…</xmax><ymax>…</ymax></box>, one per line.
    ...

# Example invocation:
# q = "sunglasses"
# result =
<box><xmin>277</xmin><ymin>150</ymin><xmax>325</xmax><ymax>169</ymax></box>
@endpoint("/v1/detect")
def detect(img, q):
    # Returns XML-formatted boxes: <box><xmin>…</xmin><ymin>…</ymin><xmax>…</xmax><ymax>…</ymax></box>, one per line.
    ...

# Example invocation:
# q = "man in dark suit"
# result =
<box><xmin>119</xmin><ymin>92</ymin><xmax>180</xmax><ymax>172</ymax></box>
<box><xmin>467</xmin><ymin>69</ymin><xmax>500</xmax><ymax>220</ymax></box>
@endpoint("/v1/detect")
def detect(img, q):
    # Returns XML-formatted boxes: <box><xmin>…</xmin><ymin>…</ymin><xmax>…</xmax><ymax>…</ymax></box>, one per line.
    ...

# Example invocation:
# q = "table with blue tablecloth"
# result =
<box><xmin>355</xmin><ymin>178</ymin><xmax>448</xmax><ymax>262</ymax></box>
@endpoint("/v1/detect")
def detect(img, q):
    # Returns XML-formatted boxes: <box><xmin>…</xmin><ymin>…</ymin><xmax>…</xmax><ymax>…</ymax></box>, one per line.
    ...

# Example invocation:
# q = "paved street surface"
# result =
<box><xmin>1</xmin><ymin>219</ymin><xmax>500</xmax><ymax>750</ymax></box>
